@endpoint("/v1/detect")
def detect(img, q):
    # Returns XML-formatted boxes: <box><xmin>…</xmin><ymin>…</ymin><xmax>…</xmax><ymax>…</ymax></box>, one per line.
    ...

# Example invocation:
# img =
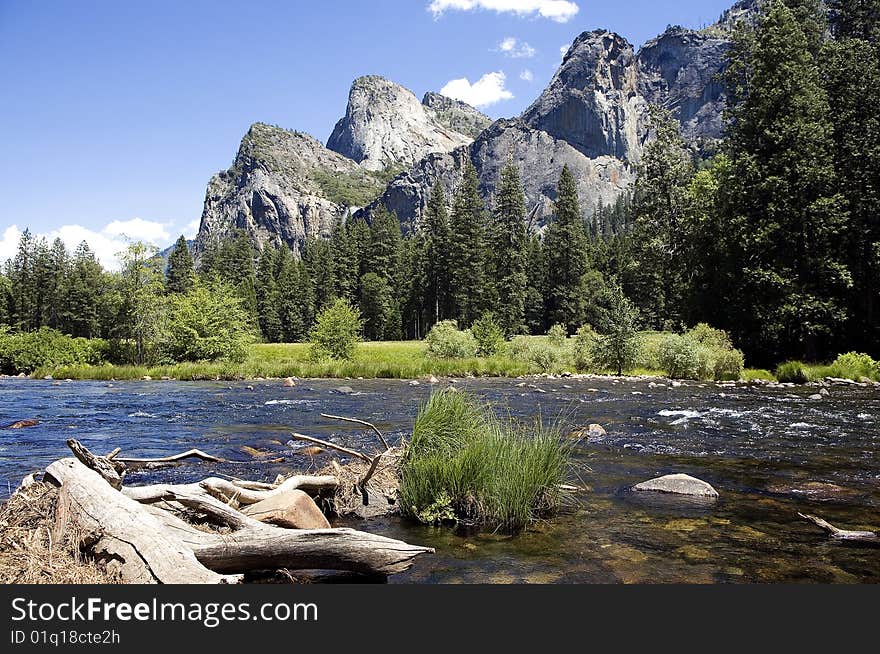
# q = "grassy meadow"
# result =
<box><xmin>33</xmin><ymin>333</ymin><xmax>780</xmax><ymax>382</ymax></box>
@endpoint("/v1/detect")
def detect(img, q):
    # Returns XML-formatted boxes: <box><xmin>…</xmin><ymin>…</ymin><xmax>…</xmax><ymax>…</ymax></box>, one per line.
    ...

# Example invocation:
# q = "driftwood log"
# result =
<box><xmin>42</xmin><ymin>441</ymin><xmax>433</xmax><ymax>583</ymax></box>
<box><xmin>799</xmin><ymin>513</ymin><xmax>879</xmax><ymax>544</ymax></box>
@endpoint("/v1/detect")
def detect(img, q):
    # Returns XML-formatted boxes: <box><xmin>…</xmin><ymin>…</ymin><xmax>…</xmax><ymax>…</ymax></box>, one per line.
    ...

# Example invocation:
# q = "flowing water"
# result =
<box><xmin>1</xmin><ymin>376</ymin><xmax>878</xmax><ymax>583</ymax></box>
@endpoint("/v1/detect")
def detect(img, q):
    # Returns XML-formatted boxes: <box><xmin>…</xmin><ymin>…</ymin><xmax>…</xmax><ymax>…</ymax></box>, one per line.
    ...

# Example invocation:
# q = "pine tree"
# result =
<box><xmin>118</xmin><ymin>242</ymin><xmax>168</xmax><ymax>365</ymax></box>
<box><xmin>302</xmin><ymin>238</ymin><xmax>335</xmax><ymax>312</ymax></box>
<box><xmin>360</xmin><ymin>272</ymin><xmax>395</xmax><ymax>341</ymax></box>
<box><xmin>165</xmin><ymin>235</ymin><xmax>195</xmax><ymax>295</ymax></box>
<box><xmin>45</xmin><ymin>238</ymin><xmax>69</xmax><ymax>330</ymax></box>
<box><xmin>330</xmin><ymin>215</ymin><xmax>360</xmax><ymax>302</ymax></box>
<box><xmin>824</xmin><ymin>0</ymin><xmax>880</xmax><ymax>351</ymax></box>
<box><xmin>524</xmin><ymin>235</ymin><xmax>546</xmax><ymax>334</ymax></box>
<box><xmin>448</xmin><ymin>159</ymin><xmax>489</xmax><ymax>326</ymax></box>
<box><xmin>544</xmin><ymin>165</ymin><xmax>591</xmax><ymax>333</ymax></box>
<box><xmin>255</xmin><ymin>246</ymin><xmax>282</xmax><ymax>342</ymax></box>
<box><xmin>63</xmin><ymin>242</ymin><xmax>105</xmax><ymax>338</ymax></box>
<box><xmin>365</xmin><ymin>206</ymin><xmax>403</xmax><ymax>282</ymax></box>
<box><xmin>719</xmin><ymin>1</ymin><xmax>850</xmax><ymax>362</ymax></box>
<box><xmin>829</xmin><ymin>0</ymin><xmax>880</xmax><ymax>42</ymax></box>
<box><xmin>491</xmin><ymin>162</ymin><xmax>529</xmax><ymax>335</ymax></box>
<box><xmin>627</xmin><ymin>107</ymin><xmax>695</xmax><ymax>330</ymax></box>
<box><xmin>423</xmin><ymin>182</ymin><xmax>452</xmax><ymax>325</ymax></box>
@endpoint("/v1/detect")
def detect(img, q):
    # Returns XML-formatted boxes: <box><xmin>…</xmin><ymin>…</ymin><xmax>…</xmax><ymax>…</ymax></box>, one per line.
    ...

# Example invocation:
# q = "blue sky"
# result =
<box><xmin>0</xmin><ymin>0</ymin><xmax>734</xmax><ymax>268</ymax></box>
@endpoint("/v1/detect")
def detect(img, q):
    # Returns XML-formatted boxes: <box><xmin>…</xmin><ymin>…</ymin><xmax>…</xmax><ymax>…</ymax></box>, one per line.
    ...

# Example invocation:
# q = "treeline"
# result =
<box><xmin>1</xmin><ymin>0</ymin><xmax>876</xmax><ymax>368</ymax></box>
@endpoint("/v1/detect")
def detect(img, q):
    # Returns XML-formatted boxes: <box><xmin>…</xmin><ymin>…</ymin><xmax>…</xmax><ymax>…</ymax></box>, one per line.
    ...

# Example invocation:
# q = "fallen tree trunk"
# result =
<box><xmin>46</xmin><ymin>458</ymin><xmax>232</xmax><ymax>584</ymax></box>
<box><xmin>45</xmin><ymin>447</ymin><xmax>432</xmax><ymax>582</ymax></box>
<box><xmin>116</xmin><ymin>449</ymin><xmax>225</xmax><ymax>466</ymax></box>
<box><xmin>799</xmin><ymin>513</ymin><xmax>880</xmax><ymax>544</ymax></box>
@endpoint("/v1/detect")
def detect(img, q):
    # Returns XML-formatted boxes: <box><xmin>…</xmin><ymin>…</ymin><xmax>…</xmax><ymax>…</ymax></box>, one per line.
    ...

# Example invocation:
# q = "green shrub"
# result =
<box><xmin>471</xmin><ymin>313</ymin><xmax>505</xmax><ymax>357</ymax></box>
<box><xmin>657</xmin><ymin>334</ymin><xmax>703</xmax><ymax>380</ymax></box>
<box><xmin>713</xmin><ymin>348</ymin><xmax>745</xmax><ymax>381</ymax></box>
<box><xmin>165</xmin><ymin>281</ymin><xmax>256</xmax><ymax>363</ymax></box>
<box><xmin>508</xmin><ymin>336</ymin><xmax>565</xmax><ymax>373</ymax></box>
<box><xmin>0</xmin><ymin>328</ymin><xmax>104</xmax><ymax>375</ymax></box>
<box><xmin>828</xmin><ymin>352</ymin><xmax>879</xmax><ymax>381</ymax></box>
<box><xmin>775</xmin><ymin>360</ymin><xmax>812</xmax><ymax>383</ymax></box>
<box><xmin>309</xmin><ymin>298</ymin><xmax>363</xmax><ymax>361</ymax></box>
<box><xmin>399</xmin><ymin>390</ymin><xmax>570</xmax><ymax>532</ymax></box>
<box><xmin>547</xmin><ymin>324</ymin><xmax>568</xmax><ymax>348</ymax></box>
<box><xmin>572</xmin><ymin>325</ymin><xmax>598</xmax><ymax>372</ymax></box>
<box><xmin>687</xmin><ymin>323</ymin><xmax>734</xmax><ymax>351</ymax></box>
<box><xmin>425</xmin><ymin>320</ymin><xmax>478</xmax><ymax>359</ymax></box>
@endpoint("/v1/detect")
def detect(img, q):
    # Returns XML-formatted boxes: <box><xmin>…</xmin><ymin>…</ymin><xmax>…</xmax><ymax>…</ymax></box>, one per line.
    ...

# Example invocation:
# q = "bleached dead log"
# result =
<box><xmin>46</xmin><ymin>458</ymin><xmax>232</xmax><ymax>584</ymax></box>
<box><xmin>189</xmin><ymin>528</ymin><xmax>434</xmax><ymax>576</ymax></box>
<box><xmin>320</xmin><ymin>413</ymin><xmax>390</xmax><ymax>451</ymax></box>
<box><xmin>67</xmin><ymin>439</ymin><xmax>125</xmax><ymax>489</ymax></box>
<box><xmin>200</xmin><ymin>475</ymin><xmax>338</xmax><ymax>505</ymax></box>
<box><xmin>799</xmin><ymin>513</ymin><xmax>879</xmax><ymax>544</ymax></box>
<box><xmin>289</xmin><ymin>432</ymin><xmax>383</xmax><ymax>488</ymax></box>
<box><xmin>116</xmin><ymin>449</ymin><xmax>225</xmax><ymax>466</ymax></box>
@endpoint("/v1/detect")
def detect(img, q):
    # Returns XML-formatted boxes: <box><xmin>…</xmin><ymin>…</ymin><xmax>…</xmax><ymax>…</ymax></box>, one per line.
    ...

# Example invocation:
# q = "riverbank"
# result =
<box><xmin>24</xmin><ymin>339</ymin><xmax>782</xmax><ymax>382</ymax></box>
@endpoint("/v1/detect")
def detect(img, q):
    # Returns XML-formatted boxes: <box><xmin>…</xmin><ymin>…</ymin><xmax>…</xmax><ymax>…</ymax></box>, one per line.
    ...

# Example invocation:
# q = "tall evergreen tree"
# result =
<box><xmin>448</xmin><ymin>159</ymin><xmax>489</xmax><ymax>326</ymax></box>
<box><xmin>255</xmin><ymin>246</ymin><xmax>282</xmax><ymax>342</ymax></box>
<box><xmin>626</xmin><ymin>107</ymin><xmax>695</xmax><ymax>329</ymax></box>
<box><xmin>423</xmin><ymin>182</ymin><xmax>452</xmax><ymax>325</ymax></box>
<box><xmin>491</xmin><ymin>162</ymin><xmax>529</xmax><ymax>335</ymax></box>
<box><xmin>544</xmin><ymin>165</ymin><xmax>591</xmax><ymax>333</ymax></box>
<box><xmin>45</xmin><ymin>238</ymin><xmax>69</xmax><ymax>330</ymax></box>
<box><xmin>165</xmin><ymin>235</ymin><xmax>195</xmax><ymax>295</ymax></box>
<box><xmin>718</xmin><ymin>0</ymin><xmax>850</xmax><ymax>362</ymax></box>
<box><xmin>524</xmin><ymin>235</ymin><xmax>546</xmax><ymax>334</ymax></box>
<box><xmin>302</xmin><ymin>238</ymin><xmax>335</xmax><ymax>312</ymax></box>
<box><xmin>63</xmin><ymin>242</ymin><xmax>105</xmax><ymax>338</ymax></box>
<box><xmin>823</xmin><ymin>0</ymin><xmax>880</xmax><ymax>352</ymax></box>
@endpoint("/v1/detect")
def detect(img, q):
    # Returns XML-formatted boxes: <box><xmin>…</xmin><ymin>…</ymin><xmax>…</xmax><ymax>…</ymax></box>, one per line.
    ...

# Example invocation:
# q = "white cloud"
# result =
<box><xmin>520</xmin><ymin>69</ymin><xmax>534</xmax><ymax>82</ymax></box>
<box><xmin>429</xmin><ymin>0</ymin><xmax>579</xmax><ymax>22</ymax></box>
<box><xmin>0</xmin><ymin>218</ymin><xmax>176</xmax><ymax>272</ymax></box>
<box><xmin>440</xmin><ymin>71</ymin><xmax>514</xmax><ymax>108</ymax></box>
<box><xmin>104</xmin><ymin>217</ymin><xmax>170</xmax><ymax>244</ymax></box>
<box><xmin>182</xmin><ymin>219</ymin><xmax>201</xmax><ymax>240</ymax></box>
<box><xmin>498</xmin><ymin>37</ymin><xmax>536</xmax><ymax>58</ymax></box>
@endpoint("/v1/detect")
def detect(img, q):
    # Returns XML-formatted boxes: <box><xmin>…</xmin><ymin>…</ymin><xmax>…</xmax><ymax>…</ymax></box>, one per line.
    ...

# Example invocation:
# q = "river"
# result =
<box><xmin>1</xmin><ymin>376</ymin><xmax>877</xmax><ymax>583</ymax></box>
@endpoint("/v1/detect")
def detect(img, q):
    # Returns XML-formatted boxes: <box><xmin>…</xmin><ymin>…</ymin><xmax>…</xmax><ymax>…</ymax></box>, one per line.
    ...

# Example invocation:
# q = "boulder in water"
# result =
<box><xmin>334</xmin><ymin>386</ymin><xmax>355</xmax><ymax>395</ymax></box>
<box><xmin>5</xmin><ymin>419</ymin><xmax>40</xmax><ymax>429</ymax></box>
<box><xmin>283</xmin><ymin>377</ymin><xmax>297</xmax><ymax>387</ymax></box>
<box><xmin>632</xmin><ymin>473</ymin><xmax>719</xmax><ymax>498</ymax></box>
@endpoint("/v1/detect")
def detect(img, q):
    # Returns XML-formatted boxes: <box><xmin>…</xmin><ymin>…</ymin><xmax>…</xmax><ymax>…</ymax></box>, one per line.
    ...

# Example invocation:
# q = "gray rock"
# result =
<box><xmin>363</xmin><ymin>119</ymin><xmax>633</xmax><ymax>233</ymax></box>
<box><xmin>327</xmin><ymin>76</ymin><xmax>473</xmax><ymax>172</ymax></box>
<box><xmin>334</xmin><ymin>386</ymin><xmax>355</xmax><ymax>395</ymax></box>
<box><xmin>632</xmin><ymin>473</ymin><xmax>719</xmax><ymax>498</ymax></box>
<box><xmin>523</xmin><ymin>30</ymin><xmax>646</xmax><ymax>162</ymax></box>
<box><xmin>422</xmin><ymin>92</ymin><xmax>493</xmax><ymax>140</ymax></box>
<box><xmin>194</xmin><ymin>123</ymin><xmax>380</xmax><ymax>258</ymax></box>
<box><xmin>637</xmin><ymin>27</ymin><xmax>730</xmax><ymax>147</ymax></box>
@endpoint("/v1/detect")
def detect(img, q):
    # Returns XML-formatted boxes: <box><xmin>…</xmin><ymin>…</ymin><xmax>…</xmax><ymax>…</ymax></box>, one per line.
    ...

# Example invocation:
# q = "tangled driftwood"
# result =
<box><xmin>37</xmin><ymin>440</ymin><xmax>433</xmax><ymax>584</ymax></box>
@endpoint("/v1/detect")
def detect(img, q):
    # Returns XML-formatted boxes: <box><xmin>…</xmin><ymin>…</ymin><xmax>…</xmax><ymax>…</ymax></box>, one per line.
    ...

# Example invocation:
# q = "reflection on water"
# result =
<box><xmin>1</xmin><ymin>376</ymin><xmax>878</xmax><ymax>583</ymax></box>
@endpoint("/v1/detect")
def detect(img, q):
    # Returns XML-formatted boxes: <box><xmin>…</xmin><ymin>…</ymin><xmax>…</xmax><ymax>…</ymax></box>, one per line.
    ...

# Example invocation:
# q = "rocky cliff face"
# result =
<box><xmin>637</xmin><ymin>27</ymin><xmax>730</xmax><ymax>144</ymax></box>
<box><xmin>327</xmin><ymin>76</ymin><xmax>474</xmax><ymax>172</ymax></box>
<box><xmin>523</xmin><ymin>31</ymin><xmax>646</xmax><ymax>162</ymax></box>
<box><xmin>195</xmin><ymin>1</ymin><xmax>765</xmax><ymax>253</ymax></box>
<box><xmin>367</xmin><ymin>119</ymin><xmax>633</xmax><ymax>234</ymax></box>
<box><xmin>422</xmin><ymin>92</ymin><xmax>493</xmax><ymax>139</ymax></box>
<box><xmin>195</xmin><ymin>123</ymin><xmax>384</xmax><ymax>256</ymax></box>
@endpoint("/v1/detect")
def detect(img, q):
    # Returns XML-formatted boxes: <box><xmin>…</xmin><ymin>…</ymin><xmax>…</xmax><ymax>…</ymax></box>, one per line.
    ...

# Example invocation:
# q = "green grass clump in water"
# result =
<box><xmin>399</xmin><ymin>389</ymin><xmax>571</xmax><ymax>532</ymax></box>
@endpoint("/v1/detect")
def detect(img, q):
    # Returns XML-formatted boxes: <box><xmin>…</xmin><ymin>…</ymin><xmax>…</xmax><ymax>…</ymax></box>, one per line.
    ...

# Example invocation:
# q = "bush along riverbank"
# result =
<box><xmin>3</xmin><ymin>317</ymin><xmax>879</xmax><ymax>386</ymax></box>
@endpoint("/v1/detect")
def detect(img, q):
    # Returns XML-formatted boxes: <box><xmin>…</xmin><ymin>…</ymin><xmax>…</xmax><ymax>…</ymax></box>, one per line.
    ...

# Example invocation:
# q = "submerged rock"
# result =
<box><xmin>334</xmin><ymin>386</ymin><xmax>355</xmax><ymax>395</ymax></box>
<box><xmin>632</xmin><ymin>473</ymin><xmax>719</xmax><ymax>498</ymax></box>
<box><xmin>5</xmin><ymin>419</ymin><xmax>40</xmax><ymax>429</ymax></box>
